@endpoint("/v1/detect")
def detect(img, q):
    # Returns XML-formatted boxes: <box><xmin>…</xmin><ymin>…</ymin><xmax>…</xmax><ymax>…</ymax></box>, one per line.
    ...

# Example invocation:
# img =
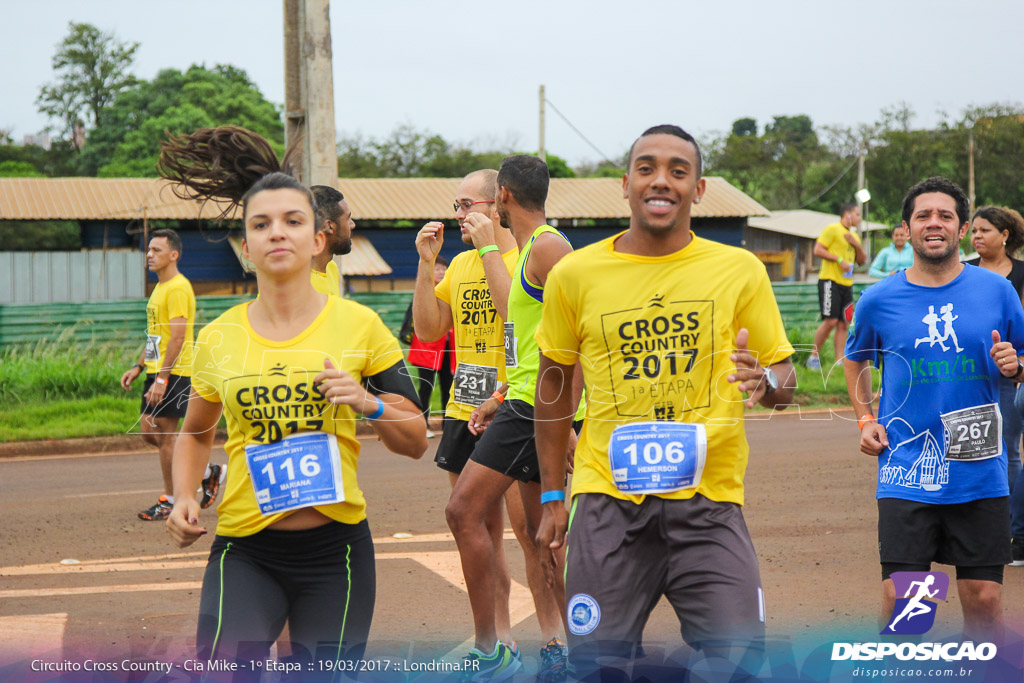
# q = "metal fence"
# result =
<box><xmin>0</xmin><ymin>285</ymin><xmax>874</xmax><ymax>349</ymax></box>
<box><xmin>0</xmin><ymin>251</ymin><xmax>145</xmax><ymax>304</ymax></box>
<box><xmin>0</xmin><ymin>292</ymin><xmax>416</xmax><ymax>347</ymax></box>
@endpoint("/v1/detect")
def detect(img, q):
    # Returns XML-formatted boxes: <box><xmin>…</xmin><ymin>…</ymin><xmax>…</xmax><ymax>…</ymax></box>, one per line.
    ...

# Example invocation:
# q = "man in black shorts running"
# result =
<box><xmin>120</xmin><ymin>229</ymin><xmax>222</xmax><ymax>520</ymax></box>
<box><xmin>845</xmin><ymin>177</ymin><xmax>1024</xmax><ymax>642</ymax></box>
<box><xmin>808</xmin><ymin>202</ymin><xmax>866</xmax><ymax>370</ymax></box>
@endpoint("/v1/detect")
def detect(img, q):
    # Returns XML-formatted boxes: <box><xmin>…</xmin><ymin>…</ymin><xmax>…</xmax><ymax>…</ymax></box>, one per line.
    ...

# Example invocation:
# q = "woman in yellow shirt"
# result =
<box><xmin>159</xmin><ymin>126</ymin><xmax>426</xmax><ymax>676</ymax></box>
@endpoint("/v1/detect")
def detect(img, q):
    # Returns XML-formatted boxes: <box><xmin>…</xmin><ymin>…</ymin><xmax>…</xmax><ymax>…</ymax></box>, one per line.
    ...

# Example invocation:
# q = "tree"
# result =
<box><xmin>36</xmin><ymin>23</ymin><xmax>139</xmax><ymax>144</ymax></box>
<box><xmin>0</xmin><ymin>161</ymin><xmax>44</xmax><ymax>177</ymax></box>
<box><xmin>79</xmin><ymin>65</ymin><xmax>284</xmax><ymax>177</ymax></box>
<box><xmin>731</xmin><ymin>118</ymin><xmax>757</xmax><ymax>137</ymax></box>
<box><xmin>337</xmin><ymin>125</ymin><xmax>512</xmax><ymax>178</ymax></box>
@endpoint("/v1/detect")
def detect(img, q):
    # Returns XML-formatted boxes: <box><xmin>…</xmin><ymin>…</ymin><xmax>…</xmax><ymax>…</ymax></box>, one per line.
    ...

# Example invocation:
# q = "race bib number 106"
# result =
<box><xmin>608</xmin><ymin>422</ymin><xmax>706</xmax><ymax>494</ymax></box>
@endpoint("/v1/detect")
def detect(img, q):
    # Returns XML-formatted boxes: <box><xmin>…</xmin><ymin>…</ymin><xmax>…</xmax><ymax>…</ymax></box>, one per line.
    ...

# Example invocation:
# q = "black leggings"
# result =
<box><xmin>415</xmin><ymin>365</ymin><xmax>453</xmax><ymax>425</ymax></box>
<box><xmin>197</xmin><ymin>520</ymin><xmax>375</xmax><ymax>681</ymax></box>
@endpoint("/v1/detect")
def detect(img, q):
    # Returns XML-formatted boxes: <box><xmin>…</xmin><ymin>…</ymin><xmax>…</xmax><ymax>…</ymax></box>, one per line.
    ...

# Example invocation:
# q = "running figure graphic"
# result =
<box><xmin>939</xmin><ymin>303</ymin><xmax>965</xmax><ymax>352</ymax></box>
<box><xmin>915</xmin><ymin>306</ymin><xmax>947</xmax><ymax>351</ymax></box>
<box><xmin>888</xmin><ymin>575</ymin><xmax>940</xmax><ymax>631</ymax></box>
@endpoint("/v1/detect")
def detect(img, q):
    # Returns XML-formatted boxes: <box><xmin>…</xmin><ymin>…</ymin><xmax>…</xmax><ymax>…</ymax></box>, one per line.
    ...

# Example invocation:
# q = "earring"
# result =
<box><xmin>694</xmin><ymin>197</ymin><xmax>701</xmax><ymax>204</ymax></box>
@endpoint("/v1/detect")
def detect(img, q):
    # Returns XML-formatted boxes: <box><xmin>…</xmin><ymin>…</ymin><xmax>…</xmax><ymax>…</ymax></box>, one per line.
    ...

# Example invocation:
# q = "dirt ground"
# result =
<box><xmin>2</xmin><ymin>409</ymin><xmax>1023</xmax><ymax>681</ymax></box>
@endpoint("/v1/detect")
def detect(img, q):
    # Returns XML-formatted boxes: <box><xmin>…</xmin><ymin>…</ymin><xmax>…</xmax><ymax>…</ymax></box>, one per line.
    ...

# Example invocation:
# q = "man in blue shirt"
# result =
<box><xmin>868</xmin><ymin>224</ymin><xmax>914</xmax><ymax>278</ymax></box>
<box><xmin>845</xmin><ymin>176</ymin><xmax>1024</xmax><ymax>643</ymax></box>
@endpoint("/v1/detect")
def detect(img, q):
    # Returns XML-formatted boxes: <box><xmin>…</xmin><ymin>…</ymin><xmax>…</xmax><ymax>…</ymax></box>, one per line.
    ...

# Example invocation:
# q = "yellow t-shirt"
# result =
<box><xmin>144</xmin><ymin>273</ymin><xmax>196</xmax><ymax>377</ymax></box>
<box><xmin>434</xmin><ymin>247</ymin><xmax>519</xmax><ymax>421</ymax></box>
<box><xmin>310</xmin><ymin>259</ymin><xmax>342</xmax><ymax>296</ymax></box>
<box><xmin>191</xmin><ymin>296</ymin><xmax>406</xmax><ymax>536</ymax></box>
<box><xmin>536</xmin><ymin>232</ymin><xmax>794</xmax><ymax>506</ymax></box>
<box><xmin>817</xmin><ymin>222</ymin><xmax>860</xmax><ymax>286</ymax></box>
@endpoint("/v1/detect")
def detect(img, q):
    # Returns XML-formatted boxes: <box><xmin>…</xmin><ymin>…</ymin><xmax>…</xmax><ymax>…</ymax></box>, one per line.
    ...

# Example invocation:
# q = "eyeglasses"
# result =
<box><xmin>453</xmin><ymin>200</ymin><xmax>495</xmax><ymax>213</ymax></box>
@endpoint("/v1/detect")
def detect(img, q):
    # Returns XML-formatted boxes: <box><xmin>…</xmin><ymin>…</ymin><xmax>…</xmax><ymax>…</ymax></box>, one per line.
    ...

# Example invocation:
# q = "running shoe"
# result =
<box><xmin>805</xmin><ymin>355</ymin><xmax>821</xmax><ymax>370</ymax></box>
<box><xmin>538</xmin><ymin>637</ymin><xmax>570</xmax><ymax>683</ymax></box>
<box><xmin>138</xmin><ymin>495</ymin><xmax>173</xmax><ymax>521</ymax></box>
<box><xmin>1011</xmin><ymin>537</ymin><xmax>1024</xmax><ymax>567</ymax></box>
<box><xmin>200</xmin><ymin>463</ymin><xmax>224</xmax><ymax>509</ymax></box>
<box><xmin>459</xmin><ymin>641</ymin><xmax>521</xmax><ymax>682</ymax></box>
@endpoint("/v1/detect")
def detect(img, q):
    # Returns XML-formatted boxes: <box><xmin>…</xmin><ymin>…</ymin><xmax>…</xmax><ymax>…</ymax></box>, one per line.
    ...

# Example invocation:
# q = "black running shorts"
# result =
<box><xmin>434</xmin><ymin>417</ymin><xmax>481</xmax><ymax>474</ymax></box>
<box><xmin>468</xmin><ymin>400</ymin><xmax>542</xmax><ymax>483</ymax></box>
<box><xmin>818</xmin><ymin>279</ymin><xmax>854</xmax><ymax>321</ymax></box>
<box><xmin>140</xmin><ymin>373</ymin><xmax>191</xmax><ymax>419</ymax></box>
<box><xmin>878</xmin><ymin>496</ymin><xmax>1010</xmax><ymax>580</ymax></box>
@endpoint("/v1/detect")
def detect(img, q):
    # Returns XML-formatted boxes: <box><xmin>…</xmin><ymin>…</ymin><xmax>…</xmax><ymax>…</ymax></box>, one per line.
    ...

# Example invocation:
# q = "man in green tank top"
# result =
<box><xmin>446</xmin><ymin>155</ymin><xmax>583</xmax><ymax>681</ymax></box>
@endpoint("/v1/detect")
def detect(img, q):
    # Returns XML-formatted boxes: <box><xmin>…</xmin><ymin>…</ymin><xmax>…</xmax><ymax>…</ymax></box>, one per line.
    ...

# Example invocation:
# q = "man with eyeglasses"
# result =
<box><xmin>413</xmin><ymin>169</ymin><xmax>564</xmax><ymax>678</ymax></box>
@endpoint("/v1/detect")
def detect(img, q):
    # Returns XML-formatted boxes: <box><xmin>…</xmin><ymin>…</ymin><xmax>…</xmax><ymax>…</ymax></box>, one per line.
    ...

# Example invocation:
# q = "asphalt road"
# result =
<box><xmin>2</xmin><ymin>410</ymin><xmax>1023</xmax><ymax>680</ymax></box>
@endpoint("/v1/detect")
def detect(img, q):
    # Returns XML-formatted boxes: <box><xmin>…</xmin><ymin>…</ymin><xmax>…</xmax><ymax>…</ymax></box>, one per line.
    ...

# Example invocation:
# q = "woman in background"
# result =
<box><xmin>967</xmin><ymin>205</ymin><xmax>1024</xmax><ymax>567</ymax></box>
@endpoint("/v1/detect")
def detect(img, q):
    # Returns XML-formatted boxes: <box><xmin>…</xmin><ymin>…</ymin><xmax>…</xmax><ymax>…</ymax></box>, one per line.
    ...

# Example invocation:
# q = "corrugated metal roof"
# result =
<box><xmin>341</xmin><ymin>176</ymin><xmax>767</xmax><ymax>220</ymax></box>
<box><xmin>747</xmin><ymin>209</ymin><xmax>889</xmax><ymax>240</ymax></box>
<box><xmin>342</xmin><ymin>236</ymin><xmax>392</xmax><ymax>276</ymax></box>
<box><xmin>0</xmin><ymin>177</ymin><xmax>237</xmax><ymax>221</ymax></box>
<box><xmin>0</xmin><ymin>176</ymin><xmax>767</xmax><ymax>222</ymax></box>
<box><xmin>227</xmin><ymin>234</ymin><xmax>391</xmax><ymax>276</ymax></box>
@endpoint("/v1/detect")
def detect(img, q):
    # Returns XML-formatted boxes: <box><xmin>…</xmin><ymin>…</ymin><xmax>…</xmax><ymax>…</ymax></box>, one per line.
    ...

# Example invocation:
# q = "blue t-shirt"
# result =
<box><xmin>845</xmin><ymin>265</ymin><xmax>1024</xmax><ymax>504</ymax></box>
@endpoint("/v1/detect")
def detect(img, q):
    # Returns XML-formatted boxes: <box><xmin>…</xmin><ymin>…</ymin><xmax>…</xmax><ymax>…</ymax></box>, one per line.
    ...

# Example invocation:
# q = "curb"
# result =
<box><xmin>0</xmin><ymin>417</ymin><xmax>446</xmax><ymax>459</ymax></box>
<box><xmin>0</xmin><ymin>411</ymin><xmax>851</xmax><ymax>459</ymax></box>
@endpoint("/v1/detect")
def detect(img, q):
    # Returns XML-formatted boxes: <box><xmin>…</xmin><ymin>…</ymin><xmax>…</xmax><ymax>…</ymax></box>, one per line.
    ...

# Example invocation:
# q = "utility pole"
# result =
<box><xmin>283</xmin><ymin>0</ymin><xmax>337</xmax><ymax>188</ymax></box>
<box><xmin>283</xmin><ymin>0</ymin><xmax>342</xmax><ymax>290</ymax></box>
<box><xmin>538</xmin><ymin>84</ymin><xmax>546</xmax><ymax>162</ymax></box>
<box><xmin>856</xmin><ymin>149</ymin><xmax>866</xmax><ymax>242</ymax></box>
<box><xmin>968</xmin><ymin>129</ymin><xmax>976</xmax><ymax>213</ymax></box>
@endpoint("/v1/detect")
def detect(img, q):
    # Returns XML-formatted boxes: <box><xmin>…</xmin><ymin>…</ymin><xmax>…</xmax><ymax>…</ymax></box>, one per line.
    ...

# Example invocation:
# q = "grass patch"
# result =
<box><xmin>0</xmin><ymin>330</ymin><xmax>870</xmax><ymax>443</ymax></box>
<box><xmin>0</xmin><ymin>336</ymin><xmax>137</xmax><ymax>403</ymax></box>
<box><xmin>0</xmin><ymin>395</ymin><xmax>140</xmax><ymax>442</ymax></box>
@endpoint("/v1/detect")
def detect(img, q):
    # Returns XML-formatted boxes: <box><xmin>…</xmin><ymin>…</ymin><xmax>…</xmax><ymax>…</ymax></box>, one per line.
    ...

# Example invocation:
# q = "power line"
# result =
<box><xmin>798</xmin><ymin>155</ymin><xmax>859</xmax><ymax>209</ymax></box>
<box><xmin>544</xmin><ymin>98</ymin><xmax>619</xmax><ymax>167</ymax></box>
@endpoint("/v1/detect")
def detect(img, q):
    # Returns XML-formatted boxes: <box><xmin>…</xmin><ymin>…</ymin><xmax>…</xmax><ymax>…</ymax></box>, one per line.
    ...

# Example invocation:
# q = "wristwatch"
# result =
<box><xmin>762</xmin><ymin>367</ymin><xmax>779</xmax><ymax>395</ymax></box>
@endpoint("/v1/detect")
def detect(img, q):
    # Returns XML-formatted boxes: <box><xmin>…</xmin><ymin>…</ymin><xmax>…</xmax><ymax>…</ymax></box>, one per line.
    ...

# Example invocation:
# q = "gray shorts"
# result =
<box><xmin>565</xmin><ymin>492</ymin><xmax>765</xmax><ymax>659</ymax></box>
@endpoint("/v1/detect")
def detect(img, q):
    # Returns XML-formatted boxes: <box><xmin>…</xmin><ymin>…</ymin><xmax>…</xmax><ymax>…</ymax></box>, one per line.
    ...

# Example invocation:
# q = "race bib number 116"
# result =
<box><xmin>244</xmin><ymin>432</ymin><xmax>345</xmax><ymax>515</ymax></box>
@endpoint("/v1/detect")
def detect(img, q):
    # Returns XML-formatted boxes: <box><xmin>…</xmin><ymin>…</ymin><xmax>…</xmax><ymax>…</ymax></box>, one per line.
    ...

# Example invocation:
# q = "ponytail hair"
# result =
<box><xmin>157</xmin><ymin>126</ymin><xmax>317</xmax><ymax>224</ymax></box>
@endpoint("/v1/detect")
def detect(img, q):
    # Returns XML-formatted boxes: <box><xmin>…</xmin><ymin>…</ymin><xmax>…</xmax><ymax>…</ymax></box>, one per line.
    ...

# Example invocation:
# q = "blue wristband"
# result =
<box><xmin>540</xmin><ymin>490</ymin><xmax>566</xmax><ymax>504</ymax></box>
<box><xmin>363</xmin><ymin>395</ymin><xmax>385</xmax><ymax>421</ymax></box>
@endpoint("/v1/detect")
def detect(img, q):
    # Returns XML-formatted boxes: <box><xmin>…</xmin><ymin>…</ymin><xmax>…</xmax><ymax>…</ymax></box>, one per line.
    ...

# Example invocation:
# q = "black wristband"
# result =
<box><xmin>136</xmin><ymin>362</ymin><xmax>146</xmax><ymax>372</ymax></box>
<box><xmin>1013</xmin><ymin>361</ymin><xmax>1024</xmax><ymax>380</ymax></box>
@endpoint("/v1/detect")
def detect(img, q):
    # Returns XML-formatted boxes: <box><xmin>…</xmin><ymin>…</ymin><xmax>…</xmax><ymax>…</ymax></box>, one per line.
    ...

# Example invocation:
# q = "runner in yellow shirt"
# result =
<box><xmin>158</xmin><ymin>126</ymin><xmax>426</xmax><ymax>672</ymax></box>
<box><xmin>445</xmin><ymin>156</ymin><xmax>582</xmax><ymax>680</ymax></box>
<box><xmin>534</xmin><ymin>125</ymin><xmax>796</xmax><ymax>678</ymax></box>
<box><xmin>414</xmin><ymin>169</ymin><xmax>565</xmax><ymax>676</ymax></box>
<box><xmin>309</xmin><ymin>184</ymin><xmax>354</xmax><ymax>296</ymax></box>
<box><xmin>808</xmin><ymin>202</ymin><xmax>867</xmax><ymax>370</ymax></box>
<box><xmin>119</xmin><ymin>228</ymin><xmax>223</xmax><ymax>521</ymax></box>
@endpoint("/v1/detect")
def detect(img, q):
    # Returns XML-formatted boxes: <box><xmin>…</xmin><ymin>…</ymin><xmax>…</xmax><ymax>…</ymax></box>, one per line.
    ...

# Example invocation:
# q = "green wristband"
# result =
<box><xmin>478</xmin><ymin>244</ymin><xmax>499</xmax><ymax>257</ymax></box>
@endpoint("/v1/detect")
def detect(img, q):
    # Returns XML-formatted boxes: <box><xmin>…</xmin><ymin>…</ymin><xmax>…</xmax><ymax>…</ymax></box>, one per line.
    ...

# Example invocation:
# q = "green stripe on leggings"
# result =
<box><xmin>210</xmin><ymin>542</ymin><xmax>232</xmax><ymax>662</ymax></box>
<box><xmin>331</xmin><ymin>543</ymin><xmax>354</xmax><ymax>683</ymax></box>
<box><xmin>564</xmin><ymin>497</ymin><xmax>578</xmax><ymax>584</ymax></box>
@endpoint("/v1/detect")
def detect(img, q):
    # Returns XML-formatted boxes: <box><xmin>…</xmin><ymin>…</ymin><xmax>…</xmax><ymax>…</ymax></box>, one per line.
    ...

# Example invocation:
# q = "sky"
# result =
<box><xmin>3</xmin><ymin>0</ymin><xmax>1023</xmax><ymax>167</ymax></box>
